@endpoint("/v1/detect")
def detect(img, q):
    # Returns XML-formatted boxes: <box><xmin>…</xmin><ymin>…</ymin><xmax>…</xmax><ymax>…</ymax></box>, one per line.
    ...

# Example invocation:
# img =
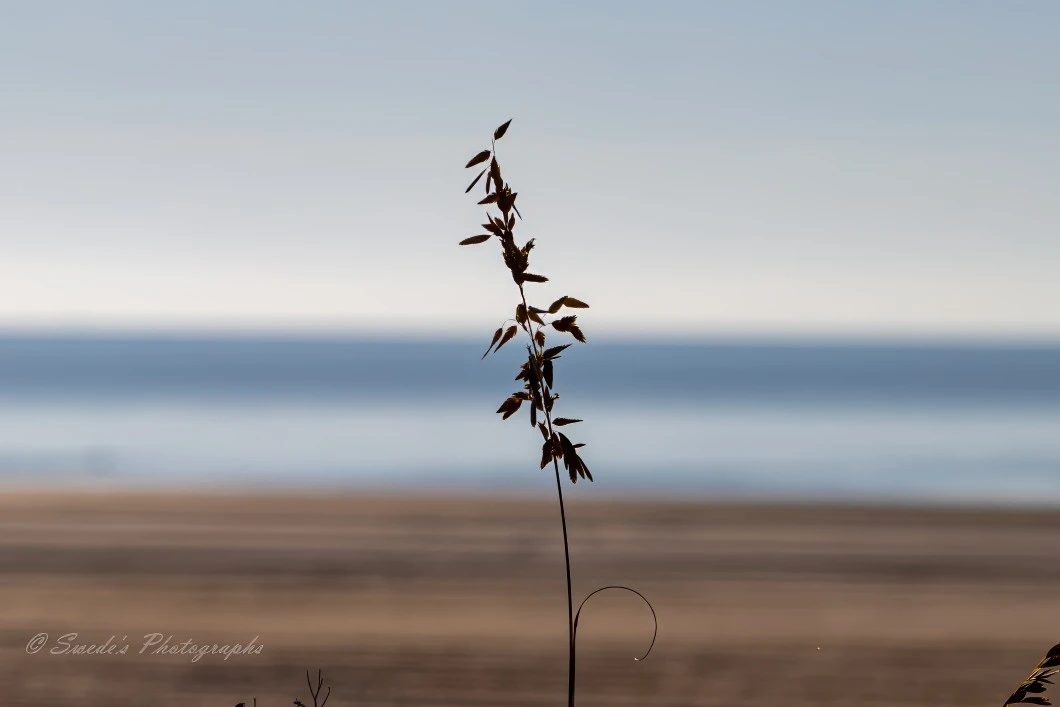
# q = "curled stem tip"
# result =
<box><xmin>574</xmin><ymin>585</ymin><xmax>658</xmax><ymax>663</ymax></box>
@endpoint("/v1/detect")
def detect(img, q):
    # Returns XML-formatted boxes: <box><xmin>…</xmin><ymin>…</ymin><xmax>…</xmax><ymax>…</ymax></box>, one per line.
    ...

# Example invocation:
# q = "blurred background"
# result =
<box><xmin>1</xmin><ymin>2</ymin><xmax>1058</xmax><ymax>705</ymax></box>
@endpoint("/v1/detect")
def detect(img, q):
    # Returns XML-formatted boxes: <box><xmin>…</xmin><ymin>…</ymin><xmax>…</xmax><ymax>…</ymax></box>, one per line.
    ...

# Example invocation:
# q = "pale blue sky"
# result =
<box><xmin>1</xmin><ymin>1</ymin><xmax>1058</xmax><ymax>337</ymax></box>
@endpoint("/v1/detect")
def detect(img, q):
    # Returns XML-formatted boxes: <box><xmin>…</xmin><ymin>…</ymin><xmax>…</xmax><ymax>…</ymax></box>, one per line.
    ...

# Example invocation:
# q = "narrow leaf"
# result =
<box><xmin>482</xmin><ymin>327</ymin><xmax>503</xmax><ymax>359</ymax></box>
<box><xmin>551</xmin><ymin>315</ymin><xmax>576</xmax><ymax>332</ymax></box>
<box><xmin>579</xmin><ymin>457</ymin><xmax>593</xmax><ymax>482</ymax></box>
<box><xmin>494</xmin><ymin>325</ymin><xmax>518</xmax><ymax>353</ymax></box>
<box><xmin>496</xmin><ymin>395</ymin><xmax>523</xmax><ymax>420</ymax></box>
<box><xmin>558</xmin><ymin>432</ymin><xmax>576</xmax><ymax>458</ymax></box>
<box><xmin>465</xmin><ymin>169</ymin><xmax>486</xmax><ymax>193</ymax></box>
<box><xmin>548</xmin><ymin>295</ymin><xmax>590</xmax><ymax>312</ymax></box>
<box><xmin>465</xmin><ymin>150</ymin><xmax>490</xmax><ymax>169</ymax></box>
<box><xmin>522</xmin><ymin>273</ymin><xmax>548</xmax><ymax>283</ymax></box>
<box><xmin>543</xmin><ymin>344</ymin><xmax>570</xmax><ymax>359</ymax></box>
<box><xmin>554</xmin><ymin>418</ymin><xmax>582</xmax><ymax>426</ymax></box>
<box><xmin>459</xmin><ymin>234</ymin><xmax>491</xmax><ymax>246</ymax></box>
<box><xmin>494</xmin><ymin>119</ymin><xmax>512</xmax><ymax>140</ymax></box>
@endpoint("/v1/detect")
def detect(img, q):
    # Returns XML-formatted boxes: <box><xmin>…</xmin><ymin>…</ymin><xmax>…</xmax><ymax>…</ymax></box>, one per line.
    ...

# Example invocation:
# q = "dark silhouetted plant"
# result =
<box><xmin>460</xmin><ymin>120</ymin><xmax>656</xmax><ymax>707</ymax></box>
<box><xmin>1005</xmin><ymin>643</ymin><xmax>1060</xmax><ymax>705</ymax></box>
<box><xmin>234</xmin><ymin>668</ymin><xmax>332</xmax><ymax>707</ymax></box>
<box><xmin>295</xmin><ymin>668</ymin><xmax>331</xmax><ymax>707</ymax></box>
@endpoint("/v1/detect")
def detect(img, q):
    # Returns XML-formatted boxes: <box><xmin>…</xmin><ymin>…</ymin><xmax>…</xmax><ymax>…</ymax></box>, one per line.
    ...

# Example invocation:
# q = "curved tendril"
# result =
<box><xmin>573</xmin><ymin>585</ymin><xmax>658</xmax><ymax>662</ymax></box>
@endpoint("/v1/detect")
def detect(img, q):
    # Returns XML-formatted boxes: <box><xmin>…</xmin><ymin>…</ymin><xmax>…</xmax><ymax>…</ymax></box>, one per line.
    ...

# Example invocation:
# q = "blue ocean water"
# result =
<box><xmin>1</xmin><ymin>334</ymin><xmax>1058</xmax><ymax>503</ymax></box>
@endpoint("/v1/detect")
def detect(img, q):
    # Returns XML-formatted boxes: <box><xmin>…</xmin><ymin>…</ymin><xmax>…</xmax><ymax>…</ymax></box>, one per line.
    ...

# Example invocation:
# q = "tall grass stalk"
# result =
<box><xmin>458</xmin><ymin>120</ymin><xmax>655</xmax><ymax>707</ymax></box>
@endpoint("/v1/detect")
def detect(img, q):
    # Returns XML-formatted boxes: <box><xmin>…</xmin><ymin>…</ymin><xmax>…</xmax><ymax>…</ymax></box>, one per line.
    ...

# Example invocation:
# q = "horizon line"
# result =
<box><xmin>1</xmin><ymin>325</ymin><xmax>1059</xmax><ymax>350</ymax></box>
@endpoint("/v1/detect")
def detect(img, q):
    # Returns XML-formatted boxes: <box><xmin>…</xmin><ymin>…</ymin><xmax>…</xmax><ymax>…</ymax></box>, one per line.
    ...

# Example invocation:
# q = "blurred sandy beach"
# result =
<box><xmin>1</xmin><ymin>490</ymin><xmax>1057</xmax><ymax>706</ymax></box>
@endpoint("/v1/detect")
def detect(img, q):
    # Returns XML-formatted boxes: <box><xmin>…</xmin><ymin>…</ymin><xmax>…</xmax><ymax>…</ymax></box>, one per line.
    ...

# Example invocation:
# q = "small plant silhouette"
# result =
<box><xmin>1005</xmin><ymin>643</ymin><xmax>1060</xmax><ymax>705</ymax></box>
<box><xmin>460</xmin><ymin>120</ymin><xmax>656</xmax><ymax>707</ymax></box>
<box><xmin>295</xmin><ymin>668</ymin><xmax>331</xmax><ymax>707</ymax></box>
<box><xmin>233</xmin><ymin>668</ymin><xmax>332</xmax><ymax>707</ymax></box>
